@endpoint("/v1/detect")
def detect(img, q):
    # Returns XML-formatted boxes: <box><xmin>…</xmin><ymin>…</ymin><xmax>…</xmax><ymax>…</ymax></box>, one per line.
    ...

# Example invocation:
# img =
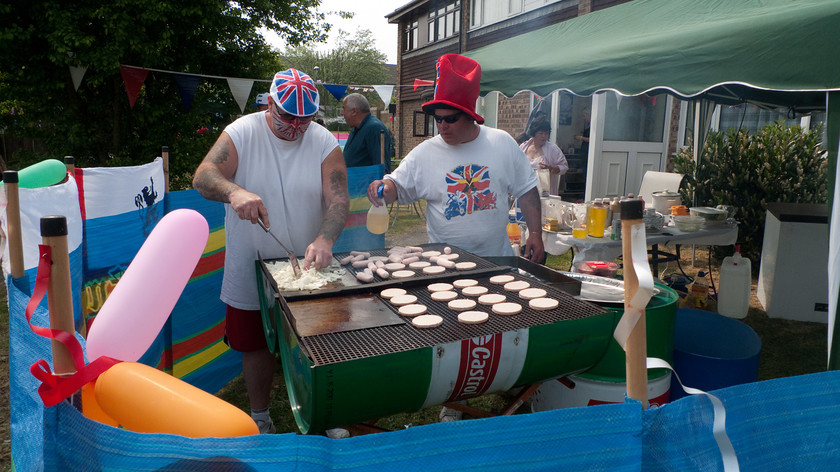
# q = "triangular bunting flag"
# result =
<box><xmin>173</xmin><ymin>74</ymin><xmax>201</xmax><ymax>111</ymax></box>
<box><xmin>120</xmin><ymin>66</ymin><xmax>149</xmax><ymax>109</ymax></box>
<box><xmin>227</xmin><ymin>78</ymin><xmax>254</xmax><ymax>113</ymax></box>
<box><xmin>413</xmin><ymin>79</ymin><xmax>434</xmax><ymax>90</ymax></box>
<box><xmin>372</xmin><ymin>85</ymin><xmax>394</xmax><ymax>107</ymax></box>
<box><xmin>69</xmin><ymin>66</ymin><xmax>87</xmax><ymax>91</ymax></box>
<box><xmin>323</xmin><ymin>84</ymin><xmax>348</xmax><ymax>102</ymax></box>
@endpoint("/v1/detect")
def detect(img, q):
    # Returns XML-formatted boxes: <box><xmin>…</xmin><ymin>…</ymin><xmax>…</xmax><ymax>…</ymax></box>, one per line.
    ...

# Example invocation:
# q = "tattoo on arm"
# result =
<box><xmin>319</xmin><ymin>168</ymin><xmax>350</xmax><ymax>242</ymax></box>
<box><xmin>193</xmin><ymin>140</ymin><xmax>240</xmax><ymax>202</ymax></box>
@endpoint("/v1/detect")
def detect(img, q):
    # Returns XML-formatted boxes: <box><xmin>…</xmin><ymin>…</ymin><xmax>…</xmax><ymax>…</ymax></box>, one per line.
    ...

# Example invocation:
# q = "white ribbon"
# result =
<box><xmin>647</xmin><ymin>358</ymin><xmax>740</xmax><ymax>472</ymax></box>
<box><xmin>613</xmin><ymin>222</ymin><xmax>655</xmax><ymax>349</ymax></box>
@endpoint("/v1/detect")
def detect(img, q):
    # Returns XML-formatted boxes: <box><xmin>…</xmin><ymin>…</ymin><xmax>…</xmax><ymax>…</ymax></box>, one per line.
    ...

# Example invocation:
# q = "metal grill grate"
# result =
<box><xmin>301</xmin><ymin>272</ymin><xmax>607</xmax><ymax>366</ymax></box>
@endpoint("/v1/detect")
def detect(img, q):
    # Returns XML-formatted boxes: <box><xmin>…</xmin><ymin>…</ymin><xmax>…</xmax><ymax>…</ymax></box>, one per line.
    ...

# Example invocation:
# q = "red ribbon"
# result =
<box><xmin>26</xmin><ymin>244</ymin><xmax>120</xmax><ymax>407</ymax></box>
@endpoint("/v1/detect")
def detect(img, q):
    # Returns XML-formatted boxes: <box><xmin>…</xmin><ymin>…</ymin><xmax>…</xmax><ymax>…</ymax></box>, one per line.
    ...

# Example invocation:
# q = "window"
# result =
<box><xmin>472</xmin><ymin>0</ymin><xmax>554</xmax><ymax>28</ymax></box>
<box><xmin>404</xmin><ymin>20</ymin><xmax>419</xmax><ymax>52</ymax></box>
<box><xmin>717</xmin><ymin>103</ymin><xmax>800</xmax><ymax>135</ymax></box>
<box><xmin>603</xmin><ymin>92</ymin><xmax>667</xmax><ymax>142</ymax></box>
<box><xmin>428</xmin><ymin>1</ymin><xmax>461</xmax><ymax>43</ymax></box>
<box><xmin>413</xmin><ymin>110</ymin><xmax>434</xmax><ymax>137</ymax></box>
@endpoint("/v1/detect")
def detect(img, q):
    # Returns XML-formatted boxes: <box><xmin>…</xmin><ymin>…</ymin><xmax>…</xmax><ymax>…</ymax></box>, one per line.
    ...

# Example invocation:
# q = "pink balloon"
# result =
<box><xmin>86</xmin><ymin>209</ymin><xmax>209</xmax><ymax>362</ymax></box>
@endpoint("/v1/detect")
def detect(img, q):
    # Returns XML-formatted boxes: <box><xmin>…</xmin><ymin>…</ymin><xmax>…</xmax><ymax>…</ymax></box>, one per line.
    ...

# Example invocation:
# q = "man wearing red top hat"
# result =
<box><xmin>368</xmin><ymin>53</ymin><xmax>544</xmax><ymax>263</ymax></box>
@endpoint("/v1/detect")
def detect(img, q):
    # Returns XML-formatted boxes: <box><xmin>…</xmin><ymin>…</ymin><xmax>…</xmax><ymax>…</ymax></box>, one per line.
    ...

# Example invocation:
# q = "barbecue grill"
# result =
<box><xmin>256</xmin><ymin>243</ymin><xmax>675</xmax><ymax>434</ymax></box>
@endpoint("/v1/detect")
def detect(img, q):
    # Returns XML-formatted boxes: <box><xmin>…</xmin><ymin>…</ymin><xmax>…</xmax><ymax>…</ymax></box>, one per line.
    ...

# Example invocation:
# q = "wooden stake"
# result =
<box><xmin>161</xmin><ymin>146</ymin><xmax>170</xmax><ymax>193</ymax></box>
<box><xmin>64</xmin><ymin>156</ymin><xmax>75</xmax><ymax>174</ymax></box>
<box><xmin>380</xmin><ymin>131</ymin><xmax>386</xmax><ymax>166</ymax></box>
<box><xmin>620</xmin><ymin>198</ymin><xmax>649</xmax><ymax>409</ymax></box>
<box><xmin>4</xmin><ymin>171</ymin><xmax>24</xmax><ymax>279</ymax></box>
<box><xmin>41</xmin><ymin>215</ymin><xmax>77</xmax><ymax>376</ymax></box>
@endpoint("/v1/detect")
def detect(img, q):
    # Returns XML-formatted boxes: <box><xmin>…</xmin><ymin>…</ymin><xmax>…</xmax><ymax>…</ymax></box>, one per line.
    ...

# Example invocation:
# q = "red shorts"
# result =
<box><xmin>225</xmin><ymin>305</ymin><xmax>267</xmax><ymax>352</ymax></box>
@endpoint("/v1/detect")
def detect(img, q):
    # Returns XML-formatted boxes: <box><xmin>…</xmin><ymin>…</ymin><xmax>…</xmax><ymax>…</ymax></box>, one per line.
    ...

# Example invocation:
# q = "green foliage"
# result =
<box><xmin>0</xmin><ymin>0</ymin><xmax>330</xmax><ymax>172</ymax></box>
<box><xmin>281</xmin><ymin>29</ymin><xmax>389</xmax><ymax>116</ymax></box>
<box><xmin>673</xmin><ymin>122</ymin><xmax>827</xmax><ymax>264</ymax></box>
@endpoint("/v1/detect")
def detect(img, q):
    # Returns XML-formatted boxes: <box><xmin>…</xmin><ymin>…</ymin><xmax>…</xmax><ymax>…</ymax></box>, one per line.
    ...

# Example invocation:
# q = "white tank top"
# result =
<box><xmin>221</xmin><ymin>113</ymin><xmax>338</xmax><ymax>309</ymax></box>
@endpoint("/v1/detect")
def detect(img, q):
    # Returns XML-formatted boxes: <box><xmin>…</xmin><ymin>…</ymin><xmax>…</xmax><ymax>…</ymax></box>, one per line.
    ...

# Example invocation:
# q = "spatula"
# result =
<box><xmin>257</xmin><ymin>218</ymin><xmax>301</xmax><ymax>278</ymax></box>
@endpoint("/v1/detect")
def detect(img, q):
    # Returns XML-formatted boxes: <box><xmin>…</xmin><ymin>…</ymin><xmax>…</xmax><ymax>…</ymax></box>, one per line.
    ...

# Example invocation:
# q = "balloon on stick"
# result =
<box><xmin>13</xmin><ymin>159</ymin><xmax>68</xmax><ymax>188</ymax></box>
<box><xmin>95</xmin><ymin>362</ymin><xmax>259</xmax><ymax>437</ymax></box>
<box><xmin>86</xmin><ymin>209</ymin><xmax>209</xmax><ymax>362</ymax></box>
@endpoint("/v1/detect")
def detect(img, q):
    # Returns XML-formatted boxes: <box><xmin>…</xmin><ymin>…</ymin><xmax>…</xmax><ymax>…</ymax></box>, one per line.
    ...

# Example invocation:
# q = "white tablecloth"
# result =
<box><xmin>543</xmin><ymin>223</ymin><xmax>739</xmax><ymax>265</ymax></box>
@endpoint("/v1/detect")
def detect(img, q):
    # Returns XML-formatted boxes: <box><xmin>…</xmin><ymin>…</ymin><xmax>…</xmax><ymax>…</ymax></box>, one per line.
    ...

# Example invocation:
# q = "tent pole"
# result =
<box><xmin>827</xmin><ymin>91</ymin><xmax>840</xmax><ymax>370</ymax></box>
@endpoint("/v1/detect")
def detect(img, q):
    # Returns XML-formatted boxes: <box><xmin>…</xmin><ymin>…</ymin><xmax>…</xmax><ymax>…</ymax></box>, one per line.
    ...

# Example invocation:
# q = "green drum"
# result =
<box><xmin>256</xmin><ymin>261</ymin><xmax>618</xmax><ymax>434</ymax></box>
<box><xmin>577</xmin><ymin>282</ymin><xmax>679</xmax><ymax>382</ymax></box>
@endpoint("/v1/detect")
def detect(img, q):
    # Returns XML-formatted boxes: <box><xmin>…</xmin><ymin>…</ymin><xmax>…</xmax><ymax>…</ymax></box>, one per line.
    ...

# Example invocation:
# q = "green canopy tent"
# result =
<box><xmin>466</xmin><ymin>0</ymin><xmax>840</xmax><ymax>368</ymax></box>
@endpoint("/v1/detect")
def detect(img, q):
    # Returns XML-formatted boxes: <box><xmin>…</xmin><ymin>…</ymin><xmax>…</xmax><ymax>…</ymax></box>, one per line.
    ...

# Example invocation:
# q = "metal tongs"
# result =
<box><xmin>257</xmin><ymin>217</ymin><xmax>301</xmax><ymax>278</ymax></box>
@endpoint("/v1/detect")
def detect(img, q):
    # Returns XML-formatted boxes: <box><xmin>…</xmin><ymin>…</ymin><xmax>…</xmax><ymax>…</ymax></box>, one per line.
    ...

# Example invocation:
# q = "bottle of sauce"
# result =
<box><xmin>609</xmin><ymin>197</ymin><xmax>622</xmax><ymax>240</ymax></box>
<box><xmin>366</xmin><ymin>184</ymin><xmax>389</xmax><ymax>234</ymax></box>
<box><xmin>587</xmin><ymin>198</ymin><xmax>608</xmax><ymax>238</ymax></box>
<box><xmin>507</xmin><ymin>210</ymin><xmax>521</xmax><ymax>254</ymax></box>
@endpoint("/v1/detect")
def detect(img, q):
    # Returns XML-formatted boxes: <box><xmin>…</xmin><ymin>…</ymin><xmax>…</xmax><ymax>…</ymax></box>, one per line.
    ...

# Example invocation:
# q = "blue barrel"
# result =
<box><xmin>670</xmin><ymin>308</ymin><xmax>761</xmax><ymax>400</ymax></box>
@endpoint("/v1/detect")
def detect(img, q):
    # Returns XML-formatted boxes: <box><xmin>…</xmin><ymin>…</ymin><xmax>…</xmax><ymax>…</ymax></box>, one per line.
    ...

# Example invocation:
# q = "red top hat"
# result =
<box><xmin>421</xmin><ymin>54</ymin><xmax>484</xmax><ymax>124</ymax></box>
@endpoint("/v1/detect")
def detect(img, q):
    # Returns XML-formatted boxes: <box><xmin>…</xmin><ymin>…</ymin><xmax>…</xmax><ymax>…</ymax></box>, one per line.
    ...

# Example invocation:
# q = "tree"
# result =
<box><xmin>0</xmin><ymin>0</ymin><xmax>332</xmax><ymax>186</ymax></box>
<box><xmin>281</xmin><ymin>29</ymin><xmax>389</xmax><ymax>124</ymax></box>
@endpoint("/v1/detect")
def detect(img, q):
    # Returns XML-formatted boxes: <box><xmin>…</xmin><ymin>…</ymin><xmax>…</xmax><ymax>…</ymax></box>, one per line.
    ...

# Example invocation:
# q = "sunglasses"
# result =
<box><xmin>432</xmin><ymin>113</ymin><xmax>464</xmax><ymax>124</ymax></box>
<box><xmin>272</xmin><ymin>104</ymin><xmax>314</xmax><ymax>123</ymax></box>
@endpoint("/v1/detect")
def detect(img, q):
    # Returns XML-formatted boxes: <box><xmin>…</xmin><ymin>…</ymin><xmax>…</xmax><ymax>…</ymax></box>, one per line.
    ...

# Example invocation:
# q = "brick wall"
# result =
<box><xmin>496</xmin><ymin>92</ymin><xmax>533</xmax><ymax>140</ymax></box>
<box><xmin>395</xmin><ymin>98</ymin><xmax>433</xmax><ymax>159</ymax></box>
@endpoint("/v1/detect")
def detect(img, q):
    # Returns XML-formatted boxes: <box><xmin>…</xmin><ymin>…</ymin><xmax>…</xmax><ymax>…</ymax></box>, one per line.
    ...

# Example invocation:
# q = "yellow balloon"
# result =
<box><xmin>95</xmin><ymin>362</ymin><xmax>259</xmax><ymax>437</ymax></box>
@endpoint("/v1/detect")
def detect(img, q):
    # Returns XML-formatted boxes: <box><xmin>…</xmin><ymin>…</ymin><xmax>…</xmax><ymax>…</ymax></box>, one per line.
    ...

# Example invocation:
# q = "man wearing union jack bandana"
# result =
<box><xmin>367</xmin><ymin>54</ymin><xmax>544</xmax><ymax>262</ymax></box>
<box><xmin>193</xmin><ymin>68</ymin><xmax>349</xmax><ymax>435</ymax></box>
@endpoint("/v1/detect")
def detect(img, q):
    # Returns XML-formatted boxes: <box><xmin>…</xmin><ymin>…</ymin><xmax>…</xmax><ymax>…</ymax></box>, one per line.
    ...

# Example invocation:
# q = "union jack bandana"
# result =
<box><xmin>269</xmin><ymin>69</ymin><xmax>319</xmax><ymax>116</ymax></box>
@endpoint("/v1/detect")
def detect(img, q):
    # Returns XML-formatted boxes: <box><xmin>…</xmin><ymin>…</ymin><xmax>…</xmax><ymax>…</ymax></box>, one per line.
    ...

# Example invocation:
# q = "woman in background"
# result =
<box><xmin>519</xmin><ymin>119</ymin><xmax>568</xmax><ymax>195</ymax></box>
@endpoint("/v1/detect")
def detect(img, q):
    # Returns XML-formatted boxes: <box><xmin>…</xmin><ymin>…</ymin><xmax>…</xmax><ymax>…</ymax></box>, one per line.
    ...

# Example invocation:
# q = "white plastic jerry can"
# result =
<box><xmin>717</xmin><ymin>245</ymin><xmax>752</xmax><ymax>319</ymax></box>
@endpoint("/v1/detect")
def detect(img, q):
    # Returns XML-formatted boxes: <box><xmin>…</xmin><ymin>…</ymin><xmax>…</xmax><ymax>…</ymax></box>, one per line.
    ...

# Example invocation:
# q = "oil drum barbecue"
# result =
<box><xmin>256</xmin><ymin>243</ymin><xmax>676</xmax><ymax>434</ymax></box>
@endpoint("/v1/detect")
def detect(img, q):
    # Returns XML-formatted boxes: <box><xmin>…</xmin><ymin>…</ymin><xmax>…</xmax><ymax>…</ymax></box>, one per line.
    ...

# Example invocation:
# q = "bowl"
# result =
<box><xmin>689</xmin><ymin>206</ymin><xmax>728</xmax><ymax>222</ymax></box>
<box><xmin>673</xmin><ymin>215</ymin><xmax>704</xmax><ymax>232</ymax></box>
<box><xmin>642</xmin><ymin>209</ymin><xmax>665</xmax><ymax>231</ymax></box>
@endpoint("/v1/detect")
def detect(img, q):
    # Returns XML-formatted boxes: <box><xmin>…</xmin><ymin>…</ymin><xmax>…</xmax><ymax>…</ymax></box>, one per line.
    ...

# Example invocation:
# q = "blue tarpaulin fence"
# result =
<box><xmin>7</xmin><ymin>162</ymin><xmax>840</xmax><ymax>471</ymax></box>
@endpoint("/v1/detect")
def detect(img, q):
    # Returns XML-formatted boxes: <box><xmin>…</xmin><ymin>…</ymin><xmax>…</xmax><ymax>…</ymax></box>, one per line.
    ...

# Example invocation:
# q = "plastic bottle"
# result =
<box><xmin>717</xmin><ymin>245</ymin><xmax>752</xmax><ymax>319</ymax></box>
<box><xmin>366</xmin><ymin>184</ymin><xmax>389</xmax><ymax>234</ymax></box>
<box><xmin>587</xmin><ymin>198</ymin><xmax>607</xmax><ymax>238</ymax></box>
<box><xmin>682</xmin><ymin>270</ymin><xmax>715</xmax><ymax>310</ymax></box>
<box><xmin>507</xmin><ymin>210</ymin><xmax>522</xmax><ymax>249</ymax></box>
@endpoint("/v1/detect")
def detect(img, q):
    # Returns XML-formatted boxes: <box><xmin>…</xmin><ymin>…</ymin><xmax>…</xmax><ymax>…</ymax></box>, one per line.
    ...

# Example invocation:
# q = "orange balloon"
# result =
<box><xmin>81</xmin><ymin>380</ymin><xmax>119</xmax><ymax>427</ymax></box>
<box><xmin>95</xmin><ymin>362</ymin><xmax>259</xmax><ymax>437</ymax></box>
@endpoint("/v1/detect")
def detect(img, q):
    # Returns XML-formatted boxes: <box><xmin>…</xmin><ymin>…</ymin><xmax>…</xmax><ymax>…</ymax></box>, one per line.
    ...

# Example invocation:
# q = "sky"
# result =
<box><xmin>262</xmin><ymin>0</ymin><xmax>409</xmax><ymax>64</ymax></box>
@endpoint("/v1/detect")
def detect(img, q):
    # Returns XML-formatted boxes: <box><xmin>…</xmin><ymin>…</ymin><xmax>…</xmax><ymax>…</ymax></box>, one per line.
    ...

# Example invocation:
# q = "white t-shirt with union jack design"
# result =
<box><xmin>387</xmin><ymin>125</ymin><xmax>537</xmax><ymax>257</ymax></box>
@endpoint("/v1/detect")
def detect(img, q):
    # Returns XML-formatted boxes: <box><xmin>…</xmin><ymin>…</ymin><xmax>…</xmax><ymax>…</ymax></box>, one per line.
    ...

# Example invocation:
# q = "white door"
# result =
<box><xmin>587</xmin><ymin>92</ymin><xmax>673</xmax><ymax>200</ymax></box>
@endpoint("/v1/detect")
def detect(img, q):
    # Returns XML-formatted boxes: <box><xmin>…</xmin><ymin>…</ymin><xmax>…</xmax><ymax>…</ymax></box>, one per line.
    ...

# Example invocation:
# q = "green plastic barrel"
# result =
<box><xmin>577</xmin><ymin>282</ymin><xmax>679</xmax><ymax>382</ymax></box>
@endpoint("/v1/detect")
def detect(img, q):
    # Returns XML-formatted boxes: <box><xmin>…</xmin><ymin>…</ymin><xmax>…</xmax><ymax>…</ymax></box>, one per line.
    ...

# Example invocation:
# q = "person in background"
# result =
<box><xmin>251</xmin><ymin>93</ymin><xmax>270</xmax><ymax>112</ymax></box>
<box><xmin>340</xmin><ymin>93</ymin><xmax>392</xmax><ymax>171</ymax></box>
<box><xmin>519</xmin><ymin>119</ymin><xmax>569</xmax><ymax>195</ymax></box>
<box><xmin>575</xmin><ymin>107</ymin><xmax>591</xmax><ymax>156</ymax></box>
<box><xmin>193</xmin><ymin>68</ymin><xmax>349</xmax><ymax>437</ymax></box>
<box><xmin>366</xmin><ymin>53</ymin><xmax>544</xmax><ymax>423</ymax></box>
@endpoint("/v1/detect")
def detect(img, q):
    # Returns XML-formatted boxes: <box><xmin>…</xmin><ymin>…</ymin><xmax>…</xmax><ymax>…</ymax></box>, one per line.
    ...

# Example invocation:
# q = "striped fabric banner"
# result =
<box><xmin>333</xmin><ymin>164</ymin><xmax>386</xmax><ymax>253</ymax></box>
<box><xmin>164</xmin><ymin>190</ymin><xmax>239</xmax><ymax>393</ymax></box>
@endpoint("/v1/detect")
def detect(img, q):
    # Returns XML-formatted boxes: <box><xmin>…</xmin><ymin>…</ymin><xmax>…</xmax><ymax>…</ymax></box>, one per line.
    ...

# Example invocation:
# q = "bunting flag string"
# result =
<box><xmin>120</xmin><ymin>66</ymin><xmax>149</xmax><ymax>109</ymax></box>
<box><xmin>323</xmin><ymin>84</ymin><xmax>349</xmax><ymax>102</ymax></box>
<box><xmin>69</xmin><ymin>66</ymin><xmax>87</xmax><ymax>92</ymax></box>
<box><xmin>76</xmin><ymin>64</ymin><xmax>425</xmax><ymax>111</ymax></box>
<box><xmin>173</xmin><ymin>74</ymin><xmax>201</xmax><ymax>112</ymax></box>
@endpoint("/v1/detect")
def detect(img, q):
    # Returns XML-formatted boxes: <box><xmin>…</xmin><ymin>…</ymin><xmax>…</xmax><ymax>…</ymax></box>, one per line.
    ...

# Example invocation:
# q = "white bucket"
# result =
<box><xmin>531</xmin><ymin>372</ymin><xmax>671</xmax><ymax>411</ymax></box>
<box><xmin>717</xmin><ymin>250</ymin><xmax>751</xmax><ymax>319</ymax></box>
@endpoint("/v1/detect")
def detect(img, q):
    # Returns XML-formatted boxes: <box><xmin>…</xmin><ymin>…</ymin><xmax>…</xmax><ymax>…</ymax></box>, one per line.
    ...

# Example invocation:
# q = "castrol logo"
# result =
<box><xmin>447</xmin><ymin>334</ymin><xmax>503</xmax><ymax>401</ymax></box>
